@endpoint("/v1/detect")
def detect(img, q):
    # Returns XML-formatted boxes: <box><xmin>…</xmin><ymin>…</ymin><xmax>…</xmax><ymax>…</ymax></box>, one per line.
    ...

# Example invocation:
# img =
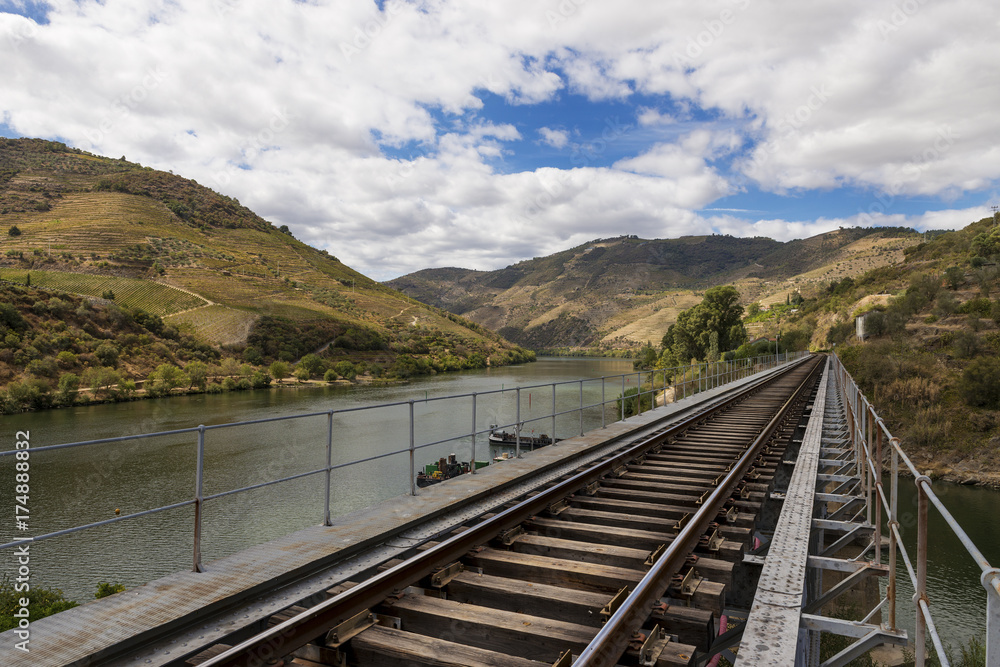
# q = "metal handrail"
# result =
<box><xmin>831</xmin><ymin>352</ymin><xmax>998</xmax><ymax>666</ymax></box>
<box><xmin>0</xmin><ymin>351</ymin><xmax>806</xmax><ymax>575</ymax></box>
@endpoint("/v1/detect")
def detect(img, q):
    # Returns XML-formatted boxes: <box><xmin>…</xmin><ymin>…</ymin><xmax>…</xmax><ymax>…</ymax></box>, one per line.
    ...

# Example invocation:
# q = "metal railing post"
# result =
<box><xmin>600</xmin><ymin>378</ymin><xmax>605</xmax><ymax>428</ymax></box>
<box><xmin>621</xmin><ymin>374</ymin><xmax>626</xmax><ymax>421</ymax></box>
<box><xmin>635</xmin><ymin>373</ymin><xmax>642</xmax><ymax>417</ymax></box>
<box><xmin>516</xmin><ymin>387</ymin><xmax>522</xmax><ymax>457</ymax></box>
<box><xmin>915</xmin><ymin>474</ymin><xmax>930</xmax><ymax>667</ymax></box>
<box><xmin>470</xmin><ymin>393</ymin><xmax>477</xmax><ymax>472</ymax></box>
<box><xmin>553</xmin><ymin>383</ymin><xmax>559</xmax><ymax>435</ymax></box>
<box><xmin>986</xmin><ymin>572</ymin><xmax>1000</xmax><ymax>666</ymax></box>
<box><xmin>874</xmin><ymin>418</ymin><xmax>883</xmax><ymax>566</ymax></box>
<box><xmin>409</xmin><ymin>400</ymin><xmax>416</xmax><ymax>496</ymax></box>
<box><xmin>889</xmin><ymin>441</ymin><xmax>899</xmax><ymax>630</ymax></box>
<box><xmin>193</xmin><ymin>425</ymin><xmax>206</xmax><ymax>573</ymax></box>
<box><xmin>324</xmin><ymin>411</ymin><xmax>333</xmax><ymax>525</ymax></box>
<box><xmin>579</xmin><ymin>380</ymin><xmax>585</xmax><ymax>435</ymax></box>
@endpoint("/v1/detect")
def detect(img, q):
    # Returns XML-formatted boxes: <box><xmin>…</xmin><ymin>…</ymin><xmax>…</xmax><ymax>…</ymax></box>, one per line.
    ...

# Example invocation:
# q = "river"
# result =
<box><xmin>1</xmin><ymin>356</ymin><xmax>993</xmax><ymax>651</ymax></box>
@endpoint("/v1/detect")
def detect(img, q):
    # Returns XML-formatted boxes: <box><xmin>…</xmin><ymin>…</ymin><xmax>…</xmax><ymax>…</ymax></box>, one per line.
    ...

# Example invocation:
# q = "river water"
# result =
<box><xmin>0</xmin><ymin>357</ymin><xmax>993</xmax><ymax>650</ymax></box>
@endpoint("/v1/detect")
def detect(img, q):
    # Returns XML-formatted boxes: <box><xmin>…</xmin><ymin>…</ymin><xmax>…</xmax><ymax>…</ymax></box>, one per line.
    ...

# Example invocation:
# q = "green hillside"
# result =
<box><xmin>760</xmin><ymin>216</ymin><xmax>1000</xmax><ymax>483</ymax></box>
<box><xmin>0</xmin><ymin>138</ymin><xmax>533</xmax><ymax>412</ymax></box>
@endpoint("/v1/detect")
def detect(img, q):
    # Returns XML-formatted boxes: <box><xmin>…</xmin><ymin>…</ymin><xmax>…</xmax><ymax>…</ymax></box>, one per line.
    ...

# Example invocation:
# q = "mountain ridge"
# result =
<box><xmin>387</xmin><ymin>228</ymin><xmax>922</xmax><ymax>350</ymax></box>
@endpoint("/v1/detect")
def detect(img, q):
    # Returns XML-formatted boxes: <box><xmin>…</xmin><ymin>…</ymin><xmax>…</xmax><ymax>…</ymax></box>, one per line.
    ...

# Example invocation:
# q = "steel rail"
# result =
<box><xmin>197</xmin><ymin>354</ymin><xmax>817</xmax><ymax>667</ymax></box>
<box><xmin>574</xmin><ymin>354</ymin><xmax>823</xmax><ymax>667</ymax></box>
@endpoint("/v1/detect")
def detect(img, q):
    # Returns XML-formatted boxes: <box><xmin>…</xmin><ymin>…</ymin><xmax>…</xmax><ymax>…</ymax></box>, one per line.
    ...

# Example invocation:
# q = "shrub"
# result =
<box><xmin>95</xmin><ymin>582</ymin><xmax>125</xmax><ymax>599</ymax></box>
<box><xmin>250</xmin><ymin>370</ymin><xmax>272</xmax><ymax>389</ymax></box>
<box><xmin>960</xmin><ymin>357</ymin><xmax>1000</xmax><ymax>408</ymax></box>
<box><xmin>7</xmin><ymin>225</ymin><xmax>21</xmax><ymax>236</ymax></box>
<box><xmin>294</xmin><ymin>366</ymin><xmax>310</xmax><ymax>382</ymax></box>
<box><xmin>334</xmin><ymin>360</ymin><xmax>357</xmax><ymax>380</ymax></box>
<box><xmin>0</xmin><ymin>575</ymin><xmax>77</xmax><ymax>631</ymax></box>
<box><xmin>94</xmin><ymin>342</ymin><xmax>119</xmax><ymax>367</ymax></box>
<box><xmin>269</xmin><ymin>360</ymin><xmax>290</xmax><ymax>382</ymax></box>
<box><xmin>957</xmin><ymin>297</ymin><xmax>991</xmax><ymax>317</ymax></box>
<box><xmin>222</xmin><ymin>377</ymin><xmax>237</xmax><ymax>391</ymax></box>
<box><xmin>952</xmin><ymin>331</ymin><xmax>980</xmax><ymax>359</ymax></box>
<box><xmin>205</xmin><ymin>382</ymin><xmax>224</xmax><ymax>394</ymax></box>
<box><xmin>323</xmin><ymin>369</ymin><xmax>338</xmax><ymax>383</ymax></box>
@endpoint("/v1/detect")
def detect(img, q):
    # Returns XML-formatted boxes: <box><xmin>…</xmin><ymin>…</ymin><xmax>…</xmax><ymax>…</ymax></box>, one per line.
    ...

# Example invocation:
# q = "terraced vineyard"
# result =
<box><xmin>165</xmin><ymin>304</ymin><xmax>259</xmax><ymax>345</ymax></box>
<box><xmin>0</xmin><ymin>269</ymin><xmax>208</xmax><ymax>316</ymax></box>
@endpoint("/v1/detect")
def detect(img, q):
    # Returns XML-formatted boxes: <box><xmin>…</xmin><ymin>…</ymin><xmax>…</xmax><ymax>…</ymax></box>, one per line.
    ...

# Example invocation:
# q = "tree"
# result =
<box><xmin>334</xmin><ymin>360</ymin><xmax>357</xmax><ymax>380</ymax></box>
<box><xmin>146</xmin><ymin>364</ymin><xmax>188</xmax><ymax>395</ymax></box>
<box><xmin>668</xmin><ymin>286</ymin><xmax>746</xmax><ymax>361</ymax></box>
<box><xmin>185</xmin><ymin>360</ymin><xmax>209</xmax><ymax>390</ymax></box>
<box><xmin>269</xmin><ymin>360</ymin><xmax>290</xmax><ymax>383</ymax></box>
<box><xmin>944</xmin><ymin>266</ymin><xmax>964</xmax><ymax>290</ymax></box>
<box><xmin>57</xmin><ymin>373</ymin><xmax>80</xmax><ymax>405</ymax></box>
<box><xmin>7</xmin><ymin>225</ymin><xmax>20</xmax><ymax>236</ymax></box>
<box><xmin>94</xmin><ymin>342</ymin><xmax>120</xmax><ymax>367</ymax></box>
<box><xmin>294</xmin><ymin>366</ymin><xmax>310</xmax><ymax>382</ymax></box>
<box><xmin>746</xmin><ymin>303</ymin><xmax>761</xmax><ymax>317</ymax></box>
<box><xmin>84</xmin><ymin>366</ymin><xmax>121</xmax><ymax>399</ymax></box>
<box><xmin>297</xmin><ymin>353</ymin><xmax>325</xmax><ymax>377</ymax></box>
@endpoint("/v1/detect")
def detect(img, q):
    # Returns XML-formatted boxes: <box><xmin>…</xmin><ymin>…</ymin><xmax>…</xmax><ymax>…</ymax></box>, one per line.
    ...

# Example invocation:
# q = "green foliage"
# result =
<box><xmin>95</xmin><ymin>582</ymin><xmax>126</xmax><ymax>599</ymax></box>
<box><xmin>334</xmin><ymin>360</ymin><xmax>357</xmax><ymax>380</ymax></box>
<box><xmin>269</xmin><ymin>360</ymin><xmax>290</xmax><ymax>382</ymax></box>
<box><xmin>250</xmin><ymin>369</ymin><xmax>272</xmax><ymax>388</ymax></box>
<box><xmin>185</xmin><ymin>360</ymin><xmax>209</xmax><ymax>390</ymax></box>
<box><xmin>959</xmin><ymin>357</ymin><xmax>1000</xmax><ymax>408</ymax></box>
<box><xmin>665</xmin><ymin>285</ymin><xmax>746</xmax><ymax>362</ymax></box>
<box><xmin>944</xmin><ymin>265</ymin><xmax>965</xmax><ymax>290</ymax></box>
<box><xmin>94</xmin><ymin>342</ymin><xmax>120</xmax><ymax>367</ymax></box>
<box><xmin>0</xmin><ymin>575</ymin><xmax>77</xmax><ymax>631</ymax></box>
<box><xmin>146</xmin><ymin>363</ymin><xmax>188</xmax><ymax>396</ymax></box>
<box><xmin>7</xmin><ymin>225</ymin><xmax>21</xmax><ymax>236</ymax></box>
<box><xmin>294</xmin><ymin>366</ymin><xmax>310</xmax><ymax>382</ymax></box>
<box><xmin>297</xmin><ymin>353</ymin><xmax>326</xmax><ymax>377</ymax></box>
<box><xmin>323</xmin><ymin>368</ymin><xmax>338</xmax><ymax>383</ymax></box>
<box><xmin>616</xmin><ymin>385</ymin><xmax>652</xmax><ymax>418</ymax></box>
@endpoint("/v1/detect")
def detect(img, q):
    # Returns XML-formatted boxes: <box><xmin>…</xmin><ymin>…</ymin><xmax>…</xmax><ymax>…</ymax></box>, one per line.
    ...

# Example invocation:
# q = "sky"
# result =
<box><xmin>1</xmin><ymin>0</ymin><xmax>998</xmax><ymax>281</ymax></box>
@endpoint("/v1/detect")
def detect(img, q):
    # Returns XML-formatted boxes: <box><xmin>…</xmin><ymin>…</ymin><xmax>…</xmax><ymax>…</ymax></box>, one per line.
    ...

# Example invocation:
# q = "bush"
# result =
<box><xmin>94</xmin><ymin>342</ymin><xmax>119</xmax><ymax>367</ymax></box>
<box><xmin>95</xmin><ymin>582</ymin><xmax>125</xmax><ymax>599</ymax></box>
<box><xmin>334</xmin><ymin>360</ymin><xmax>357</xmax><ymax>380</ymax></box>
<box><xmin>269</xmin><ymin>360</ymin><xmax>290</xmax><ymax>382</ymax></box>
<box><xmin>960</xmin><ymin>357</ymin><xmax>1000</xmax><ymax>408</ymax></box>
<box><xmin>250</xmin><ymin>370</ymin><xmax>272</xmax><ymax>388</ymax></box>
<box><xmin>0</xmin><ymin>575</ymin><xmax>77</xmax><ymax>631</ymax></box>
<box><xmin>953</xmin><ymin>331</ymin><xmax>980</xmax><ymax>359</ymax></box>
<box><xmin>294</xmin><ymin>366</ymin><xmax>310</xmax><ymax>382</ymax></box>
<box><xmin>957</xmin><ymin>297</ymin><xmax>991</xmax><ymax>317</ymax></box>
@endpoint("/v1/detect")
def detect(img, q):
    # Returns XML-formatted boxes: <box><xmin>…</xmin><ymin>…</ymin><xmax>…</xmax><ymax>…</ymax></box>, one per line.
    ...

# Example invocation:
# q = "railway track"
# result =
<box><xmin>186</xmin><ymin>354</ymin><xmax>824</xmax><ymax>667</ymax></box>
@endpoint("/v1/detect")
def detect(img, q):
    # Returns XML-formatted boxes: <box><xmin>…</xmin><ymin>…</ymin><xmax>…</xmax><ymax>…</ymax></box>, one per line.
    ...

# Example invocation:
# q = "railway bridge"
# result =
<box><xmin>2</xmin><ymin>353</ymin><xmax>996</xmax><ymax>666</ymax></box>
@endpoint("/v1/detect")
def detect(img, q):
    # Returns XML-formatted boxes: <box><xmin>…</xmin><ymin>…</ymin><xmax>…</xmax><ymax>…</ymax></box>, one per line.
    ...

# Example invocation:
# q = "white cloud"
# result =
<box><xmin>0</xmin><ymin>0</ymin><xmax>997</xmax><ymax>280</ymax></box>
<box><xmin>538</xmin><ymin>127</ymin><xmax>569</xmax><ymax>149</ymax></box>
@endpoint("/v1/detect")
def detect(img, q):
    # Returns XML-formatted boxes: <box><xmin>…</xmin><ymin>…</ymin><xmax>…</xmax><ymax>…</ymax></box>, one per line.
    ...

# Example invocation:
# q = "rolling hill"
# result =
<box><xmin>0</xmin><ymin>138</ymin><xmax>533</xmax><ymax>401</ymax></box>
<box><xmin>387</xmin><ymin>228</ymin><xmax>922</xmax><ymax>350</ymax></box>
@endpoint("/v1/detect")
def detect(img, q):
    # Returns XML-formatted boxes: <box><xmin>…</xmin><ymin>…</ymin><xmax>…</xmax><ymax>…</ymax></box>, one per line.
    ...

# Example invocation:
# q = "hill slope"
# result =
<box><xmin>767</xmin><ymin>216</ymin><xmax>1000</xmax><ymax>483</ymax></box>
<box><xmin>388</xmin><ymin>229</ymin><xmax>920</xmax><ymax>350</ymax></box>
<box><xmin>0</xmin><ymin>138</ymin><xmax>533</xmax><ymax>405</ymax></box>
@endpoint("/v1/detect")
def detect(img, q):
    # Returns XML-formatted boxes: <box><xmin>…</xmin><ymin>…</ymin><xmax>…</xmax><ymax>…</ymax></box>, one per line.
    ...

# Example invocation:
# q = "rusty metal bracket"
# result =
<box><xmin>671</xmin><ymin>567</ymin><xmax>703</xmax><ymax>598</ymax></box>
<box><xmin>430</xmin><ymin>561</ymin><xmax>464</xmax><ymax>587</ymax></box>
<box><xmin>548</xmin><ymin>498</ymin><xmax>570</xmax><ymax>516</ymax></box>
<box><xmin>718</xmin><ymin>505</ymin><xmax>737</xmax><ymax>523</ymax></box>
<box><xmin>674</xmin><ymin>512</ymin><xmax>692</xmax><ymax>532</ymax></box>
<box><xmin>325</xmin><ymin>609</ymin><xmax>376</xmax><ymax>647</ymax></box>
<box><xmin>498</xmin><ymin>525</ymin><xmax>524</xmax><ymax>546</ymax></box>
<box><xmin>645</xmin><ymin>544</ymin><xmax>666</xmax><ymax>567</ymax></box>
<box><xmin>613</xmin><ymin>463</ymin><xmax>628</xmax><ymax>477</ymax></box>
<box><xmin>552</xmin><ymin>649</ymin><xmax>574</xmax><ymax>667</ymax></box>
<box><xmin>600</xmin><ymin>586</ymin><xmax>630</xmax><ymax>622</ymax></box>
<box><xmin>638</xmin><ymin>624</ymin><xmax>672</xmax><ymax>666</ymax></box>
<box><xmin>582</xmin><ymin>480</ymin><xmax>601</xmax><ymax>496</ymax></box>
<box><xmin>634</xmin><ymin>454</ymin><xmax>646</xmax><ymax>466</ymax></box>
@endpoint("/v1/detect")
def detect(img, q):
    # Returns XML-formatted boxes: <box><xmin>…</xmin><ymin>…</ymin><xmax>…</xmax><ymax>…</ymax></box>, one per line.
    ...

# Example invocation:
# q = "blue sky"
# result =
<box><xmin>1</xmin><ymin>0</ymin><xmax>998</xmax><ymax>279</ymax></box>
